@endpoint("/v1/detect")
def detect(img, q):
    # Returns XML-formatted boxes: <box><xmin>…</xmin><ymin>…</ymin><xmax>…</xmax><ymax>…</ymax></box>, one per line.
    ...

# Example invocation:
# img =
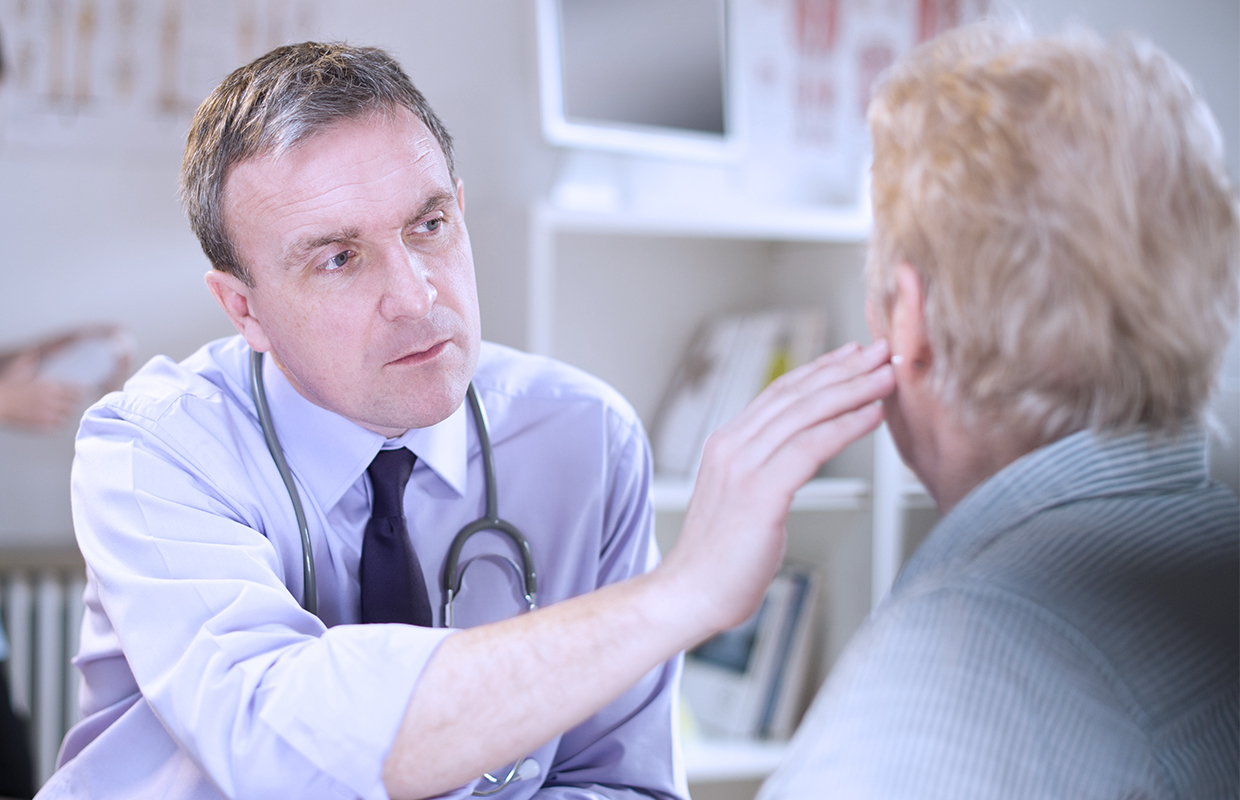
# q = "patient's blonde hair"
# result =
<box><xmin>866</xmin><ymin>23</ymin><xmax>1238</xmax><ymax>443</ymax></box>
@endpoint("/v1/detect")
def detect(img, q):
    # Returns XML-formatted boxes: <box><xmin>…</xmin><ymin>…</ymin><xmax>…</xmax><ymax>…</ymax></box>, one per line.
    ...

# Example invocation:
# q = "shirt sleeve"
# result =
<box><xmin>535</xmin><ymin>410</ymin><xmax>687</xmax><ymax>800</ymax></box>
<box><xmin>757</xmin><ymin>585</ymin><xmax>1166</xmax><ymax>800</ymax></box>
<box><xmin>71</xmin><ymin>403</ymin><xmax>456</xmax><ymax>799</ymax></box>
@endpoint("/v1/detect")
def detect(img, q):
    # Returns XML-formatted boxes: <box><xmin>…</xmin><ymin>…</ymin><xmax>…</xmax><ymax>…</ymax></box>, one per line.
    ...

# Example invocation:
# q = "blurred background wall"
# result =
<box><xmin>0</xmin><ymin>0</ymin><xmax>1235</xmax><ymax>548</ymax></box>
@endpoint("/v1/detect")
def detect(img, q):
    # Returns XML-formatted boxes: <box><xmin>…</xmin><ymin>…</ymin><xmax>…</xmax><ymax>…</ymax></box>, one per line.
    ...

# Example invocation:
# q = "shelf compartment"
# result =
<box><xmin>902</xmin><ymin>480</ymin><xmax>935</xmax><ymax>508</ymax></box>
<box><xmin>535</xmin><ymin>202</ymin><xmax>871</xmax><ymax>243</ymax></box>
<box><xmin>682</xmin><ymin>737</ymin><xmax>790</xmax><ymax>783</ymax></box>
<box><xmin>652</xmin><ymin>476</ymin><xmax>869</xmax><ymax>513</ymax></box>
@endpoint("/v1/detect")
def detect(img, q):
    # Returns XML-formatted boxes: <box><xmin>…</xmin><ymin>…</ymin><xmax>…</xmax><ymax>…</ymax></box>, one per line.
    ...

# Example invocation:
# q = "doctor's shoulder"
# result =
<box><xmin>472</xmin><ymin>341</ymin><xmax>644</xmax><ymax>442</ymax></box>
<box><xmin>76</xmin><ymin>336</ymin><xmax>265</xmax><ymax>474</ymax></box>
<box><xmin>83</xmin><ymin>336</ymin><xmax>249</xmax><ymax>420</ymax></box>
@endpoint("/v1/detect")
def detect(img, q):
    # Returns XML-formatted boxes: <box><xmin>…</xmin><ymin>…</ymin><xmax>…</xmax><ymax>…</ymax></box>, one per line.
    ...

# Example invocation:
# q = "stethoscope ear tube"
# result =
<box><xmin>251</xmin><ymin>350</ymin><xmax>318</xmax><ymax>616</ymax></box>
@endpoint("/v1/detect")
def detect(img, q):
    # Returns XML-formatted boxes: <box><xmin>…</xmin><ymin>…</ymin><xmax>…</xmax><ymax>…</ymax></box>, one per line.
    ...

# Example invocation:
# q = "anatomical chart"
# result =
<box><xmin>738</xmin><ymin>0</ymin><xmax>989</xmax><ymax>204</ymax></box>
<box><xmin>0</xmin><ymin>0</ymin><xmax>319</xmax><ymax>153</ymax></box>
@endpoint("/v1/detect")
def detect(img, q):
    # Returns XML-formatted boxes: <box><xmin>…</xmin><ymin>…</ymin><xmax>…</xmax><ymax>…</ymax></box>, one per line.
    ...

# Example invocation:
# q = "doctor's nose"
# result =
<box><xmin>379</xmin><ymin>249</ymin><xmax>437</xmax><ymax>321</ymax></box>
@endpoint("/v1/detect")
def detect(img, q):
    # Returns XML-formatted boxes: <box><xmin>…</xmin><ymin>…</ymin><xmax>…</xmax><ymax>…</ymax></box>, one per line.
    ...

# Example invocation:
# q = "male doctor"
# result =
<box><xmin>40</xmin><ymin>43</ymin><xmax>894</xmax><ymax>799</ymax></box>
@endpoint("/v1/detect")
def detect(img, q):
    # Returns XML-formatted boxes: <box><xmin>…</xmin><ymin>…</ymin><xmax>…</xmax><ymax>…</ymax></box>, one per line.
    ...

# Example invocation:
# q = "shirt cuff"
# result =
<box><xmin>258</xmin><ymin>622</ymin><xmax>457</xmax><ymax>797</ymax></box>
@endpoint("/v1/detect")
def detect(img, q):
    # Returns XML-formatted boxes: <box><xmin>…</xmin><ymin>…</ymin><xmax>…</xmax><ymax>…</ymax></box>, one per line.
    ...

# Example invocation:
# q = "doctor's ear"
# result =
<box><xmin>204</xmin><ymin>269</ymin><xmax>273</xmax><ymax>353</ymax></box>
<box><xmin>455</xmin><ymin>178</ymin><xmax>466</xmax><ymax>215</ymax></box>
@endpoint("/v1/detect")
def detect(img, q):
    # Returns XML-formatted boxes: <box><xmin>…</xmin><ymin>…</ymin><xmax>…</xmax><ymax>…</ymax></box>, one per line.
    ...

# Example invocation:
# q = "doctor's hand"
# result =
<box><xmin>385</xmin><ymin>340</ymin><xmax>894</xmax><ymax>800</ymax></box>
<box><xmin>661</xmin><ymin>339</ymin><xmax>895</xmax><ymax>637</ymax></box>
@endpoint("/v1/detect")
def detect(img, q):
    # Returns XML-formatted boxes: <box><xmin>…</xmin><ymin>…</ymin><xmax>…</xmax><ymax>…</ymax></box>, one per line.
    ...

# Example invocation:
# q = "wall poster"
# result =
<box><xmin>0</xmin><ymin>0</ymin><xmax>320</xmax><ymax>154</ymax></box>
<box><xmin>738</xmin><ymin>0</ymin><xmax>989</xmax><ymax>204</ymax></box>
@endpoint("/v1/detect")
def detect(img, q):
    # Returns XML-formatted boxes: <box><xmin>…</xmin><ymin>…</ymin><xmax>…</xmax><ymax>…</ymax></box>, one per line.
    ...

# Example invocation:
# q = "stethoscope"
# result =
<box><xmin>249</xmin><ymin>349</ymin><xmax>539</xmax><ymax>794</ymax></box>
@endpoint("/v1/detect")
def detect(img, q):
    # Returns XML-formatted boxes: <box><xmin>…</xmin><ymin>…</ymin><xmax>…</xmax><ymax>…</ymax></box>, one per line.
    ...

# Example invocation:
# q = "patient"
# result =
<box><xmin>760</xmin><ymin>23</ymin><xmax>1238</xmax><ymax>799</ymax></box>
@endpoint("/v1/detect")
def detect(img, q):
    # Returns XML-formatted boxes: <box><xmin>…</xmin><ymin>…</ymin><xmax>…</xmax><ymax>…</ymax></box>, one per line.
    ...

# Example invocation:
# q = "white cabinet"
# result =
<box><xmin>525</xmin><ymin>200</ymin><xmax>933</xmax><ymax>787</ymax></box>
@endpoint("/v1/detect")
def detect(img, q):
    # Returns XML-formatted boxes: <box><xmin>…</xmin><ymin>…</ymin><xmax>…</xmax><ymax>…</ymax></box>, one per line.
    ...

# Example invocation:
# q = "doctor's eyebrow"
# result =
<box><xmin>280</xmin><ymin>190</ymin><xmax>458</xmax><ymax>269</ymax></box>
<box><xmin>405</xmin><ymin>190</ymin><xmax>458</xmax><ymax>228</ymax></box>
<box><xmin>283</xmin><ymin>227</ymin><xmax>362</xmax><ymax>269</ymax></box>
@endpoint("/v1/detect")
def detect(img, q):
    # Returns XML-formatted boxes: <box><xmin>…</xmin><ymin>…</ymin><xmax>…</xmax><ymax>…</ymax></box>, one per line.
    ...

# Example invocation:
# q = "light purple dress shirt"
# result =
<box><xmin>39</xmin><ymin>336</ymin><xmax>685</xmax><ymax>800</ymax></box>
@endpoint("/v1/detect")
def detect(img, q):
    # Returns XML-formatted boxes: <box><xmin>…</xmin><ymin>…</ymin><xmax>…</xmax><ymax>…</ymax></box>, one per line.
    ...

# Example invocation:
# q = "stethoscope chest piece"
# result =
<box><xmin>474</xmin><ymin>757</ymin><xmax>541</xmax><ymax>795</ymax></box>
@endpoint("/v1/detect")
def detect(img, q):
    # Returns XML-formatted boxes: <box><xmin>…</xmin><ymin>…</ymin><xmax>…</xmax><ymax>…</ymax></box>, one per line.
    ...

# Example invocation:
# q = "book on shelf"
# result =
<box><xmin>680</xmin><ymin>567</ymin><xmax>820</xmax><ymax>741</ymax></box>
<box><xmin>652</xmin><ymin>308</ymin><xmax>829</xmax><ymax>477</ymax></box>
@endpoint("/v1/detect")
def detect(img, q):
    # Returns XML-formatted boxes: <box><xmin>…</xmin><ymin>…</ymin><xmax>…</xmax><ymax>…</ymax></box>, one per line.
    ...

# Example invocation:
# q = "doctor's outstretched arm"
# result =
<box><xmin>382</xmin><ymin>340</ymin><xmax>896</xmax><ymax>800</ymax></box>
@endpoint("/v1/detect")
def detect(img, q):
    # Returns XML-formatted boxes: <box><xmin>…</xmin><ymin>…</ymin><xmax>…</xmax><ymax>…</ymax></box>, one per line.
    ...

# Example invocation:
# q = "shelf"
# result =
<box><xmin>902</xmin><ymin>480</ymin><xmax>935</xmax><ymax>509</ymax></box>
<box><xmin>652</xmin><ymin>476</ymin><xmax>869</xmax><ymax>513</ymax></box>
<box><xmin>534</xmin><ymin>201</ymin><xmax>871</xmax><ymax>243</ymax></box>
<box><xmin>682</xmin><ymin>737</ymin><xmax>790</xmax><ymax>783</ymax></box>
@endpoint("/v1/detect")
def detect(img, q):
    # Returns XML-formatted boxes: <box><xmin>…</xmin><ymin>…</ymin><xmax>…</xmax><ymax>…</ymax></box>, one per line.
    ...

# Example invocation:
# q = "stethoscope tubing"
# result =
<box><xmin>251</xmin><ymin>350</ymin><xmax>318</xmax><ymax>616</ymax></box>
<box><xmin>442</xmin><ymin>385</ymin><xmax>538</xmax><ymax>625</ymax></box>
<box><xmin>249</xmin><ymin>349</ymin><xmax>537</xmax><ymax>624</ymax></box>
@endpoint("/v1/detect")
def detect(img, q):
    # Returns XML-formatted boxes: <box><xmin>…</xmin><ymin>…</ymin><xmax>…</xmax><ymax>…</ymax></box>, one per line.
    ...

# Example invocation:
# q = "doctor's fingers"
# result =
<box><xmin>796</xmin><ymin>340</ymin><xmax>862</xmax><ymax>369</ymax></box>
<box><xmin>718</xmin><ymin>341</ymin><xmax>893</xmax><ymax>456</ymax></box>
<box><xmin>723</xmin><ymin>340</ymin><xmax>890</xmax><ymax>442</ymax></box>
<box><xmin>694</xmin><ymin>365</ymin><xmax>892</xmax><ymax>523</ymax></box>
<box><xmin>733</xmin><ymin>366</ymin><xmax>892</xmax><ymax>487</ymax></box>
<box><xmin>758</xmin><ymin>400</ymin><xmax>885</xmax><ymax>494</ymax></box>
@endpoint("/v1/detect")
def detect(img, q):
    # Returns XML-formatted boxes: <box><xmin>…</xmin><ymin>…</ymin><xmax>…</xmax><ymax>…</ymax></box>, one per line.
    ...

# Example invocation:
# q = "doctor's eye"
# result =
<box><xmin>322</xmin><ymin>251</ymin><xmax>354</xmax><ymax>271</ymax></box>
<box><xmin>411</xmin><ymin>215</ymin><xmax>444</xmax><ymax>236</ymax></box>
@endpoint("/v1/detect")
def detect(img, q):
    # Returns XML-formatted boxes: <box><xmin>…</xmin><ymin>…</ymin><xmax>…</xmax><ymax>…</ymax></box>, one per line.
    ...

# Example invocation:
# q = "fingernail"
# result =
<box><xmin>891</xmin><ymin>355</ymin><xmax>904</xmax><ymax>365</ymax></box>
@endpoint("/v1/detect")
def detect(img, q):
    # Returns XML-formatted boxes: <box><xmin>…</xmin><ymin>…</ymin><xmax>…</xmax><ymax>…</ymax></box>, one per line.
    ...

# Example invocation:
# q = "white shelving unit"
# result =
<box><xmin>526</xmin><ymin>199</ymin><xmax>932</xmax><ymax>788</ymax></box>
<box><xmin>652</xmin><ymin>476</ymin><xmax>870</xmax><ymax>514</ymax></box>
<box><xmin>681</xmin><ymin>737</ymin><xmax>791</xmax><ymax>783</ymax></box>
<box><xmin>527</xmin><ymin>203</ymin><xmax>872</xmax><ymax>357</ymax></box>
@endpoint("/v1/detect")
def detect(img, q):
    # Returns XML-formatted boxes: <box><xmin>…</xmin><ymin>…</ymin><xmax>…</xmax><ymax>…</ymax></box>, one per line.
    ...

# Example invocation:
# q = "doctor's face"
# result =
<box><xmin>211</xmin><ymin>108</ymin><xmax>481</xmax><ymax>437</ymax></box>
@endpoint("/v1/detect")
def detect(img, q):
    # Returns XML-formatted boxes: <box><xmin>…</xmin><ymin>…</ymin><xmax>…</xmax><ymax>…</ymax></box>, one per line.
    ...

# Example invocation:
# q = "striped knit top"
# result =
<box><xmin>760</xmin><ymin>426</ymin><xmax>1238</xmax><ymax>799</ymax></box>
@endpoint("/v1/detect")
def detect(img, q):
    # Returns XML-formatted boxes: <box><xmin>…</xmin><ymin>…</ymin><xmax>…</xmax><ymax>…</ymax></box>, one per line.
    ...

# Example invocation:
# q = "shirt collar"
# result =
<box><xmin>894</xmin><ymin>425</ymin><xmax>1209</xmax><ymax>594</ymax></box>
<box><xmin>260</xmin><ymin>354</ymin><xmax>469</xmax><ymax>510</ymax></box>
<box><xmin>388</xmin><ymin>402</ymin><xmax>468</xmax><ymax>496</ymax></box>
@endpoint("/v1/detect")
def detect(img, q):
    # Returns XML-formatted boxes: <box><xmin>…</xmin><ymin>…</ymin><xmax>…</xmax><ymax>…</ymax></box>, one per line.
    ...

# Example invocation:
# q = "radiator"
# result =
<box><xmin>1</xmin><ymin>553</ymin><xmax>87</xmax><ymax>787</ymax></box>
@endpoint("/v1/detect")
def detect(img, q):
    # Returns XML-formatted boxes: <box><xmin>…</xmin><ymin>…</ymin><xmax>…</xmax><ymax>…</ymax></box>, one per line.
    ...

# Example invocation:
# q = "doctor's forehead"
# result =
<box><xmin>224</xmin><ymin>112</ymin><xmax>453</xmax><ymax>222</ymax></box>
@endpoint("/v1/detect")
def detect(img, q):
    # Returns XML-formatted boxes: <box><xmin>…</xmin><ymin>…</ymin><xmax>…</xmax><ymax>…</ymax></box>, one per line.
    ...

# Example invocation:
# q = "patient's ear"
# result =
<box><xmin>890</xmin><ymin>263</ymin><xmax>931</xmax><ymax>381</ymax></box>
<box><xmin>204</xmin><ymin>270</ymin><xmax>272</xmax><ymax>353</ymax></box>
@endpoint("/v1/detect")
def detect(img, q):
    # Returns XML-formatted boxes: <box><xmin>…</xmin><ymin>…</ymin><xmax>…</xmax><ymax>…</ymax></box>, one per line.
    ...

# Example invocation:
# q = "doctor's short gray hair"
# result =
<box><xmin>865</xmin><ymin>22</ymin><xmax>1239</xmax><ymax>444</ymax></box>
<box><xmin>179</xmin><ymin>42</ymin><xmax>455</xmax><ymax>286</ymax></box>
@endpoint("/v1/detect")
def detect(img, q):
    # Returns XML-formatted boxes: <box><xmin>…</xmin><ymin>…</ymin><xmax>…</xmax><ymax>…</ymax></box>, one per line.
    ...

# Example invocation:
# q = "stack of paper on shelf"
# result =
<box><xmin>653</xmin><ymin>309</ymin><xmax>829</xmax><ymax>477</ymax></box>
<box><xmin>681</xmin><ymin>567</ymin><xmax>820</xmax><ymax>741</ymax></box>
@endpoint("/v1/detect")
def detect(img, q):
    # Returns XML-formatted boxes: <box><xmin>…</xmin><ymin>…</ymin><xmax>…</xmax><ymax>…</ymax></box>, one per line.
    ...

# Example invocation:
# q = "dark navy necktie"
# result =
<box><xmin>360</xmin><ymin>447</ymin><xmax>433</xmax><ymax>626</ymax></box>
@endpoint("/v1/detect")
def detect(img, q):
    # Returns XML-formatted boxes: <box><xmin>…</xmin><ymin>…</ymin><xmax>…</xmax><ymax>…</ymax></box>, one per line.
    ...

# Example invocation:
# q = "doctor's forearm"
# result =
<box><xmin>382</xmin><ymin>567</ymin><xmax>705</xmax><ymax>800</ymax></box>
